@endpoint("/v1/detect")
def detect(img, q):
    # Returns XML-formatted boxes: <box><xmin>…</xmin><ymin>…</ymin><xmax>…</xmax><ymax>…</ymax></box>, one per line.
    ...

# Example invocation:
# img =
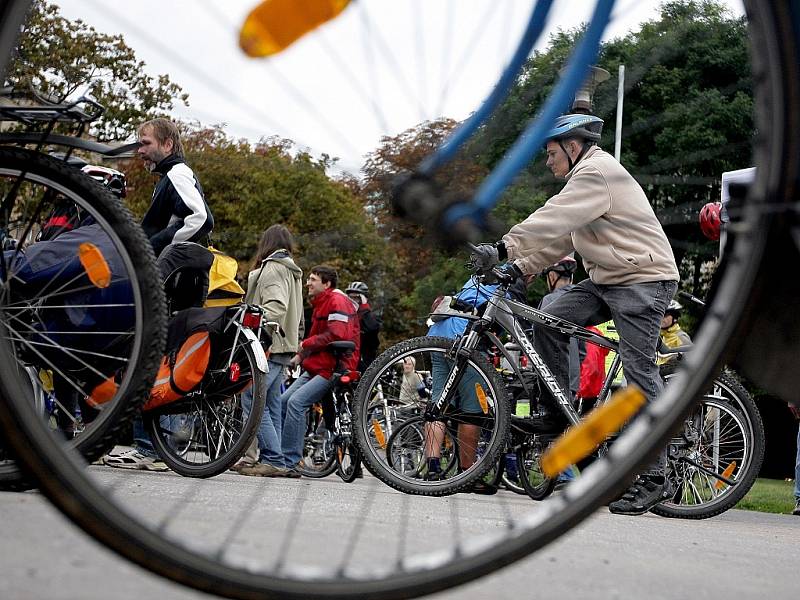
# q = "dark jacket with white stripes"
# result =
<box><xmin>141</xmin><ymin>154</ymin><xmax>214</xmax><ymax>257</ymax></box>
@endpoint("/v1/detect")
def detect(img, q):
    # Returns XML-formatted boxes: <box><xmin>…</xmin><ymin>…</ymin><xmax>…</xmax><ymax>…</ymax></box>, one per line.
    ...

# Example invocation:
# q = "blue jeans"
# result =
<box><xmin>534</xmin><ymin>279</ymin><xmax>677</xmax><ymax>475</ymax></box>
<box><xmin>280</xmin><ymin>372</ymin><xmax>332</xmax><ymax>468</ymax></box>
<box><xmin>133</xmin><ymin>416</ymin><xmax>156</xmax><ymax>457</ymax></box>
<box><xmin>133</xmin><ymin>414</ymin><xmax>189</xmax><ymax>458</ymax></box>
<box><xmin>795</xmin><ymin>423</ymin><xmax>800</xmax><ymax>500</ymax></box>
<box><xmin>241</xmin><ymin>359</ymin><xmax>286</xmax><ymax>467</ymax></box>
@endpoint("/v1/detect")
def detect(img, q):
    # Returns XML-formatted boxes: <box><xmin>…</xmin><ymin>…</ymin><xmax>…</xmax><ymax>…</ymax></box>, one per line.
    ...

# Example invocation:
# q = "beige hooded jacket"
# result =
<box><xmin>245</xmin><ymin>250</ymin><xmax>304</xmax><ymax>357</ymax></box>
<box><xmin>502</xmin><ymin>146</ymin><xmax>679</xmax><ymax>285</ymax></box>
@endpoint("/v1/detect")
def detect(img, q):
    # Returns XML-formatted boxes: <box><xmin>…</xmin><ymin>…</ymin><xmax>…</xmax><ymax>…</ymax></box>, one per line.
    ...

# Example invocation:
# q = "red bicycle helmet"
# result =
<box><xmin>699</xmin><ymin>202</ymin><xmax>722</xmax><ymax>241</ymax></box>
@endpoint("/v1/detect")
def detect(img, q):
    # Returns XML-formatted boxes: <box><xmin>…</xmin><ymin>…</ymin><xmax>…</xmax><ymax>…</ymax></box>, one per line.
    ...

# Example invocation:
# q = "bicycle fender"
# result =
<box><xmin>241</xmin><ymin>327</ymin><xmax>268</xmax><ymax>373</ymax></box>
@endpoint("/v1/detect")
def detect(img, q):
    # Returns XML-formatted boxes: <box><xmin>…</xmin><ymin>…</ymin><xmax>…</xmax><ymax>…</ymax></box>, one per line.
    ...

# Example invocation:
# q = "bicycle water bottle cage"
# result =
<box><xmin>391</xmin><ymin>172</ymin><xmax>504</xmax><ymax>247</ymax></box>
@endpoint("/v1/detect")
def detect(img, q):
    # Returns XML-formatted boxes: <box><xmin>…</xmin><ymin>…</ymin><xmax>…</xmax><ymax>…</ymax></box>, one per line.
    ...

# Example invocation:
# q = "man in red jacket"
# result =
<box><xmin>276</xmin><ymin>265</ymin><xmax>359</xmax><ymax>477</ymax></box>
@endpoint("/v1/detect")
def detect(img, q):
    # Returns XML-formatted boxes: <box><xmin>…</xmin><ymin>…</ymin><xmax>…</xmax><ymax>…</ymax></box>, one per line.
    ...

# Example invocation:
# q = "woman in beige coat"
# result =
<box><xmin>237</xmin><ymin>225</ymin><xmax>304</xmax><ymax>477</ymax></box>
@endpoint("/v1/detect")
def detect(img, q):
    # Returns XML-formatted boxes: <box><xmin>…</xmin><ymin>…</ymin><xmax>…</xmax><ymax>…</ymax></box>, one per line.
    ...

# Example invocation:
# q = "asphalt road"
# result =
<box><xmin>0</xmin><ymin>468</ymin><xmax>797</xmax><ymax>600</ymax></box>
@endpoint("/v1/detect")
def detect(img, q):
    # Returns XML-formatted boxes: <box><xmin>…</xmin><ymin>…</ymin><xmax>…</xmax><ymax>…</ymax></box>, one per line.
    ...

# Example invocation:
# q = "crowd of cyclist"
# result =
<box><xmin>62</xmin><ymin>114</ymin><xmax>797</xmax><ymax>517</ymax></box>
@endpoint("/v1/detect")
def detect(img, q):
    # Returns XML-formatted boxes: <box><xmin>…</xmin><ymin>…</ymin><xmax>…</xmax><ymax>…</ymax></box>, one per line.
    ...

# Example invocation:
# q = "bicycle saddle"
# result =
<box><xmin>328</xmin><ymin>341</ymin><xmax>356</xmax><ymax>354</ymax></box>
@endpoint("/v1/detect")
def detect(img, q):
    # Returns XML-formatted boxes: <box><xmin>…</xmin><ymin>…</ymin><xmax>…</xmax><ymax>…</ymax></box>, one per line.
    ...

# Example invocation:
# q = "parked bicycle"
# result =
<box><xmin>298</xmin><ymin>341</ymin><xmax>362</xmax><ymax>482</ymax></box>
<box><xmin>142</xmin><ymin>299</ymin><xmax>270</xmax><ymax>478</ymax></box>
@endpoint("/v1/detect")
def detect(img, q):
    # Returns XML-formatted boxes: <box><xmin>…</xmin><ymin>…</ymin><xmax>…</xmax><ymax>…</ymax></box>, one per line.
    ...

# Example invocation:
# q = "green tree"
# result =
<box><xmin>5</xmin><ymin>0</ymin><xmax>188</xmax><ymax>140</ymax></box>
<box><xmin>361</xmin><ymin>118</ymin><xmax>489</xmax><ymax>342</ymax></box>
<box><xmin>465</xmin><ymin>0</ymin><xmax>750</xmax><ymax>295</ymax></box>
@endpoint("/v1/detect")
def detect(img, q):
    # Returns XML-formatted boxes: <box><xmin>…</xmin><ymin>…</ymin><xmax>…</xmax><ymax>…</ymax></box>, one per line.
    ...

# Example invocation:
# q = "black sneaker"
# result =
<box><xmin>608</xmin><ymin>476</ymin><xmax>674</xmax><ymax>516</ymax></box>
<box><xmin>793</xmin><ymin>500</ymin><xmax>800</xmax><ymax>516</ymax></box>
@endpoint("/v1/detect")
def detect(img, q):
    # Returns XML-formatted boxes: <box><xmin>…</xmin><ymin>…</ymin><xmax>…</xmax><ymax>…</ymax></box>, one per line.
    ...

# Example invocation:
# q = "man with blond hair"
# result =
<box><xmin>137</xmin><ymin>118</ymin><xmax>214</xmax><ymax>281</ymax></box>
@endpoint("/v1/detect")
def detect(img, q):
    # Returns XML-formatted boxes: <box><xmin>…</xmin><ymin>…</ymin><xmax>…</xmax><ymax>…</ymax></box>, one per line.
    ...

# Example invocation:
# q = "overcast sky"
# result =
<box><xmin>53</xmin><ymin>0</ymin><xmax>745</xmax><ymax>173</ymax></box>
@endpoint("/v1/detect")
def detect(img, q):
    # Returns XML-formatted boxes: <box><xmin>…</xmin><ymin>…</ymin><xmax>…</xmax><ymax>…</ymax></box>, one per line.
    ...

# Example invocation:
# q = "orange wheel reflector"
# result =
<box><xmin>541</xmin><ymin>386</ymin><xmax>646</xmax><ymax>479</ymax></box>
<box><xmin>475</xmin><ymin>383</ymin><xmax>489</xmax><ymax>414</ymax></box>
<box><xmin>714</xmin><ymin>461</ymin><xmax>737</xmax><ymax>490</ymax></box>
<box><xmin>372</xmin><ymin>418</ymin><xmax>386</xmax><ymax>449</ymax></box>
<box><xmin>78</xmin><ymin>242</ymin><xmax>112</xmax><ymax>288</ymax></box>
<box><xmin>240</xmin><ymin>0</ymin><xmax>351</xmax><ymax>57</ymax></box>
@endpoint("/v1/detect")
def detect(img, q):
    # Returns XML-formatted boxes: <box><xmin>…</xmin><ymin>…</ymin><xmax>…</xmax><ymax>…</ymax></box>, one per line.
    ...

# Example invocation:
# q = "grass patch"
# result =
<box><xmin>735</xmin><ymin>478</ymin><xmax>797</xmax><ymax>514</ymax></box>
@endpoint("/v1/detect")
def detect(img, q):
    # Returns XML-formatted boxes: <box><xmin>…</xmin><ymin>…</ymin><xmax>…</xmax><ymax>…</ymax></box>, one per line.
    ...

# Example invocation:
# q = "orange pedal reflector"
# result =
<box><xmin>372</xmin><ymin>418</ymin><xmax>386</xmax><ymax>449</ymax></box>
<box><xmin>714</xmin><ymin>461</ymin><xmax>737</xmax><ymax>490</ymax></box>
<box><xmin>78</xmin><ymin>242</ymin><xmax>112</xmax><ymax>288</ymax></box>
<box><xmin>240</xmin><ymin>0</ymin><xmax>351</xmax><ymax>57</ymax></box>
<box><xmin>541</xmin><ymin>386</ymin><xmax>646</xmax><ymax>479</ymax></box>
<box><xmin>475</xmin><ymin>383</ymin><xmax>489</xmax><ymax>414</ymax></box>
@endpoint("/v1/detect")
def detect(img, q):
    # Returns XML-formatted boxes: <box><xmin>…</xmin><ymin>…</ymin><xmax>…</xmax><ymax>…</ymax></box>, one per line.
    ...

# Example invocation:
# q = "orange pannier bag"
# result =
<box><xmin>143</xmin><ymin>331</ymin><xmax>211</xmax><ymax>411</ymax></box>
<box><xmin>142</xmin><ymin>306</ymin><xmax>229</xmax><ymax>411</ymax></box>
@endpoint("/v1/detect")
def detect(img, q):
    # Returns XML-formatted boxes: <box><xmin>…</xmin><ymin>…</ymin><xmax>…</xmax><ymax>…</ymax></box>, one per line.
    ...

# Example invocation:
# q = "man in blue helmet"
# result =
<box><xmin>472</xmin><ymin>113</ymin><xmax>680</xmax><ymax>516</ymax></box>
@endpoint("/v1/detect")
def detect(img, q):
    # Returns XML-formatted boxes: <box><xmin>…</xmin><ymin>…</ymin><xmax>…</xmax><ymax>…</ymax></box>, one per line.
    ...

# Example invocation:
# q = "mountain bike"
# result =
<box><xmin>0</xmin><ymin>85</ymin><xmax>165</xmax><ymax>490</ymax></box>
<box><xmin>0</xmin><ymin>1</ymin><xmax>797</xmax><ymax>599</ymax></box>
<box><xmin>297</xmin><ymin>341</ymin><xmax>363</xmax><ymax>482</ymax></box>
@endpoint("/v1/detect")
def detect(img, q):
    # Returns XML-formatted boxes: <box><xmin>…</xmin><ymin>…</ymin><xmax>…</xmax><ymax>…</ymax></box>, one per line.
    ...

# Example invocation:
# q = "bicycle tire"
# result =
<box><xmin>353</xmin><ymin>336</ymin><xmax>511</xmax><ymax>496</ymax></box>
<box><xmin>0</xmin><ymin>146</ymin><xmax>165</xmax><ymax>491</ymax></box>
<box><xmin>517</xmin><ymin>441</ymin><xmax>557</xmax><ymax>501</ymax></box>
<box><xmin>651</xmin><ymin>371</ymin><xmax>765</xmax><ymax>519</ymax></box>
<box><xmin>384</xmin><ymin>415</ymin><xmax>460</xmax><ymax>479</ymax></box>
<box><xmin>336</xmin><ymin>440</ymin><xmax>362</xmax><ymax>483</ymax></box>
<box><xmin>501</xmin><ymin>472</ymin><xmax>526</xmax><ymax>495</ymax></box>
<box><xmin>0</xmin><ymin>2</ymin><xmax>797</xmax><ymax>599</ymax></box>
<box><xmin>145</xmin><ymin>340</ymin><xmax>266</xmax><ymax>478</ymax></box>
<box><xmin>296</xmin><ymin>406</ymin><xmax>339</xmax><ymax>478</ymax></box>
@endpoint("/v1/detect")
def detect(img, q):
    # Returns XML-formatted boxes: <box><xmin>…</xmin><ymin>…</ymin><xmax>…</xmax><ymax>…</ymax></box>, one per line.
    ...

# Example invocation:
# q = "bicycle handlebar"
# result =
<box><xmin>678</xmin><ymin>290</ymin><xmax>706</xmax><ymax>308</ymax></box>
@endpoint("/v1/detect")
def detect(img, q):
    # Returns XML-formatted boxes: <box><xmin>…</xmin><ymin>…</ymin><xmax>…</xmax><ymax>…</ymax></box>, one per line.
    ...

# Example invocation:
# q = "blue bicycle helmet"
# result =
<box><xmin>545</xmin><ymin>114</ymin><xmax>604</xmax><ymax>142</ymax></box>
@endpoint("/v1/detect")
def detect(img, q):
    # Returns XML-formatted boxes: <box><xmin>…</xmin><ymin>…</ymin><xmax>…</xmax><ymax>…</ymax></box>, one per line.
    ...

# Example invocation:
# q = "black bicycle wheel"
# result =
<box><xmin>500</xmin><ymin>453</ymin><xmax>526</xmax><ymax>495</ymax></box>
<box><xmin>517</xmin><ymin>439</ymin><xmax>557</xmax><ymax>501</ymax></box>
<box><xmin>296</xmin><ymin>404</ymin><xmax>339</xmax><ymax>478</ymax></box>
<box><xmin>651</xmin><ymin>371</ymin><xmax>765</xmax><ymax>519</ymax></box>
<box><xmin>146</xmin><ymin>338</ymin><xmax>266</xmax><ymax>478</ymax></box>
<box><xmin>0</xmin><ymin>146</ymin><xmax>165</xmax><ymax>490</ymax></box>
<box><xmin>384</xmin><ymin>415</ymin><xmax>460</xmax><ymax>479</ymax></box>
<box><xmin>353</xmin><ymin>336</ymin><xmax>511</xmax><ymax>496</ymax></box>
<box><xmin>336</xmin><ymin>439</ymin><xmax>362</xmax><ymax>483</ymax></box>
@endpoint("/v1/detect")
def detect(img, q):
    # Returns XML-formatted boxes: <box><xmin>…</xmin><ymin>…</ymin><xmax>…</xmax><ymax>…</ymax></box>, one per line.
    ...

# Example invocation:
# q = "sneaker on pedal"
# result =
<box><xmin>608</xmin><ymin>475</ymin><xmax>674</xmax><ymax>516</ymax></box>
<box><xmin>793</xmin><ymin>500</ymin><xmax>800</xmax><ymax>516</ymax></box>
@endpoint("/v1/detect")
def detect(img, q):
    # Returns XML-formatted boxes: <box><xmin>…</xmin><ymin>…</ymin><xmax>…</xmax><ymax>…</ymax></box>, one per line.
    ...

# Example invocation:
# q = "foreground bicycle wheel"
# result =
<box><xmin>0</xmin><ymin>1</ymin><xmax>798</xmax><ymax>599</ymax></box>
<box><xmin>0</xmin><ymin>147</ymin><xmax>165</xmax><ymax>490</ymax></box>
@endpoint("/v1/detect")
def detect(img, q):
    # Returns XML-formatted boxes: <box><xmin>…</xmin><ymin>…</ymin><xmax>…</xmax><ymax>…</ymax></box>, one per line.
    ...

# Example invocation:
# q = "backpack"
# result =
<box><xmin>143</xmin><ymin>307</ymin><xmax>228</xmax><ymax>411</ymax></box>
<box><xmin>205</xmin><ymin>246</ymin><xmax>245</xmax><ymax>307</ymax></box>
